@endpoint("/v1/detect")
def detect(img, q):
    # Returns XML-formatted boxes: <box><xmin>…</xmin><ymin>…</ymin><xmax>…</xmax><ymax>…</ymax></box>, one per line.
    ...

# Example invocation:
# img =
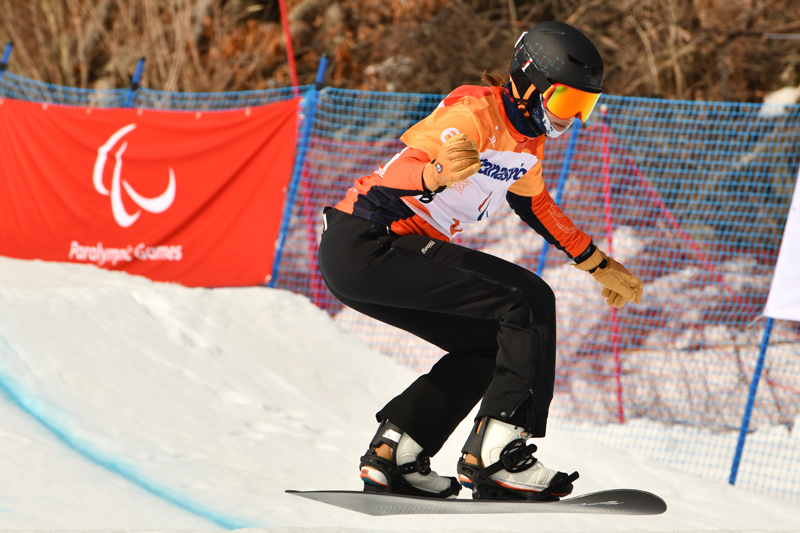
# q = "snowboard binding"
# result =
<box><xmin>457</xmin><ymin>418</ymin><xmax>579</xmax><ymax>501</ymax></box>
<box><xmin>359</xmin><ymin>420</ymin><xmax>461</xmax><ymax>498</ymax></box>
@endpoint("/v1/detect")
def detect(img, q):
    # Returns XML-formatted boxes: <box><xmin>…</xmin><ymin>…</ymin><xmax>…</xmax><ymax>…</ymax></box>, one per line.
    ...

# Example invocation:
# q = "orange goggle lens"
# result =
<box><xmin>542</xmin><ymin>84</ymin><xmax>601</xmax><ymax>122</ymax></box>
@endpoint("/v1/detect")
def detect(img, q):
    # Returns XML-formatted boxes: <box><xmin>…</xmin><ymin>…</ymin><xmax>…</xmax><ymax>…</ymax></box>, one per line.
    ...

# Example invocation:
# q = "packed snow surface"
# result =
<box><xmin>0</xmin><ymin>256</ymin><xmax>797</xmax><ymax>532</ymax></box>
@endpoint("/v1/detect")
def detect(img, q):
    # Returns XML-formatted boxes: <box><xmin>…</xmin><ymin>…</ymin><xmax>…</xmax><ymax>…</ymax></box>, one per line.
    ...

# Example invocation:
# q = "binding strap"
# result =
<box><xmin>397</xmin><ymin>453</ymin><xmax>432</xmax><ymax>476</ymax></box>
<box><xmin>484</xmin><ymin>440</ymin><xmax>539</xmax><ymax>476</ymax></box>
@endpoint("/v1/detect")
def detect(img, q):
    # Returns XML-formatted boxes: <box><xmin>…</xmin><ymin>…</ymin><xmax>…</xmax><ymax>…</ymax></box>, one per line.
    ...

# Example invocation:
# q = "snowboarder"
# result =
<box><xmin>317</xmin><ymin>21</ymin><xmax>643</xmax><ymax>500</ymax></box>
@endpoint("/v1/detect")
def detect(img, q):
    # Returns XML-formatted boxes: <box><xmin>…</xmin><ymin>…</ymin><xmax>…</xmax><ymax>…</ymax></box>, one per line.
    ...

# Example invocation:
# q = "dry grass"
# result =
<box><xmin>1</xmin><ymin>0</ymin><xmax>799</xmax><ymax>101</ymax></box>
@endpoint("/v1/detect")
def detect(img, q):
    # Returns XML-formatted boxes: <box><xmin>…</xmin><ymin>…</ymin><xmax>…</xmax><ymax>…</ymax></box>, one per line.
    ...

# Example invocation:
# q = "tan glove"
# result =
<box><xmin>575</xmin><ymin>247</ymin><xmax>643</xmax><ymax>309</ymax></box>
<box><xmin>422</xmin><ymin>133</ymin><xmax>481</xmax><ymax>192</ymax></box>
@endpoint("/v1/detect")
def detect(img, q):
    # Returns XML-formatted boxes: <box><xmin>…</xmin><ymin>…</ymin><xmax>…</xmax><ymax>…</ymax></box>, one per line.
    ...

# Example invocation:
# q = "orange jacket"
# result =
<box><xmin>335</xmin><ymin>85</ymin><xmax>592</xmax><ymax>260</ymax></box>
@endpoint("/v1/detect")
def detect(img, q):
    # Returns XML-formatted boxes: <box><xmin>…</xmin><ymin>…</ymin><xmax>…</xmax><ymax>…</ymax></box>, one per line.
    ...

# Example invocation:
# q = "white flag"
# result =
<box><xmin>764</xmin><ymin>167</ymin><xmax>800</xmax><ymax>322</ymax></box>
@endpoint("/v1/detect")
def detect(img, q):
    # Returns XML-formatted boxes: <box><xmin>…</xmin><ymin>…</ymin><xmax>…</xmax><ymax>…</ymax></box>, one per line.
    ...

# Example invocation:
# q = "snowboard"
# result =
<box><xmin>286</xmin><ymin>488</ymin><xmax>667</xmax><ymax>516</ymax></box>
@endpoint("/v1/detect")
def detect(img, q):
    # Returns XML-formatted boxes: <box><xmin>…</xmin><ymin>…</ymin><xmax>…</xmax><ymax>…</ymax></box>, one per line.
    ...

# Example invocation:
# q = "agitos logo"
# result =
<box><xmin>93</xmin><ymin>124</ymin><xmax>176</xmax><ymax>228</ymax></box>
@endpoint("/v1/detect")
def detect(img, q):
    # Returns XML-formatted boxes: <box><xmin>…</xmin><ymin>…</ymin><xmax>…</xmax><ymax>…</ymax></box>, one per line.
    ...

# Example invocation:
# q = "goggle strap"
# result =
<box><xmin>515</xmin><ymin>44</ymin><xmax>552</xmax><ymax>95</ymax></box>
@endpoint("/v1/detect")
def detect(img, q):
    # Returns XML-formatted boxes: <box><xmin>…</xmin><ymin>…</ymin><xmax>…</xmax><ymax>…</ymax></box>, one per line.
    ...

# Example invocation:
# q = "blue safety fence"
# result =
<box><xmin>2</xmin><ymin>49</ymin><xmax>799</xmax><ymax>504</ymax></box>
<box><xmin>0</xmin><ymin>70</ymin><xmax>306</xmax><ymax>109</ymax></box>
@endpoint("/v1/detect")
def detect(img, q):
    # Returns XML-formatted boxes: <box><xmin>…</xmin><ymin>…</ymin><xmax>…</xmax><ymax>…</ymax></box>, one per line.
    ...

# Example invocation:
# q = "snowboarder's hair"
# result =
<box><xmin>481</xmin><ymin>71</ymin><xmax>506</xmax><ymax>87</ymax></box>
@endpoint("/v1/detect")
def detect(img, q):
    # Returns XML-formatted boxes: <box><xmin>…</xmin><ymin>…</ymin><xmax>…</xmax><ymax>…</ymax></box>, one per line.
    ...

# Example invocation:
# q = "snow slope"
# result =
<box><xmin>0</xmin><ymin>256</ymin><xmax>798</xmax><ymax>532</ymax></box>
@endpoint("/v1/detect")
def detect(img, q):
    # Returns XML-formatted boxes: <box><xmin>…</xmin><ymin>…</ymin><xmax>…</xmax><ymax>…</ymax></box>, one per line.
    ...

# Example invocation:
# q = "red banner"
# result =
<box><xmin>0</xmin><ymin>97</ymin><xmax>299</xmax><ymax>287</ymax></box>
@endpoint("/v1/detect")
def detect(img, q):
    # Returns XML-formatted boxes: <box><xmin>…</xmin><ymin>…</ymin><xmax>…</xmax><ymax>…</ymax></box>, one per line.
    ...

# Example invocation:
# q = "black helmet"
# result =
<box><xmin>509</xmin><ymin>21</ymin><xmax>604</xmax><ymax>122</ymax></box>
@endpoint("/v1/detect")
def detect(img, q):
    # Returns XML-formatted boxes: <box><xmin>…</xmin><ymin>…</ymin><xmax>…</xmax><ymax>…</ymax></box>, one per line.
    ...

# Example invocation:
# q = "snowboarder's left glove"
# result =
<box><xmin>422</xmin><ymin>133</ymin><xmax>481</xmax><ymax>192</ymax></box>
<box><xmin>576</xmin><ymin>246</ymin><xmax>643</xmax><ymax>309</ymax></box>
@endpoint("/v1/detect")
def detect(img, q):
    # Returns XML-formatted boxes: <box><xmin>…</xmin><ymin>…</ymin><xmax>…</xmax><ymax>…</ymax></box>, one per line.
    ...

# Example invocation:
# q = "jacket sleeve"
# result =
<box><xmin>369</xmin><ymin>147</ymin><xmax>430</xmax><ymax>195</ymax></box>
<box><xmin>506</xmin><ymin>189</ymin><xmax>593</xmax><ymax>261</ymax></box>
<box><xmin>374</xmin><ymin>99</ymin><xmax>483</xmax><ymax>195</ymax></box>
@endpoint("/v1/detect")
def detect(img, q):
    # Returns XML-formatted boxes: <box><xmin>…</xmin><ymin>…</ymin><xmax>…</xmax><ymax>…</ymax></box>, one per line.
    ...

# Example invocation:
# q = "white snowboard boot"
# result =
<box><xmin>457</xmin><ymin>417</ymin><xmax>578</xmax><ymax>500</ymax></box>
<box><xmin>360</xmin><ymin>420</ymin><xmax>461</xmax><ymax>498</ymax></box>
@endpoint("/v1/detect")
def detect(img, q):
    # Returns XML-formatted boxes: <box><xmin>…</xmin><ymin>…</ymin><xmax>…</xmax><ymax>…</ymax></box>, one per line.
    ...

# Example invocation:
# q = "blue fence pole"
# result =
<box><xmin>535</xmin><ymin>119</ymin><xmax>581</xmax><ymax>276</ymax></box>
<box><xmin>124</xmin><ymin>57</ymin><xmax>145</xmax><ymax>108</ymax></box>
<box><xmin>729</xmin><ymin>316</ymin><xmax>774</xmax><ymax>485</ymax></box>
<box><xmin>268</xmin><ymin>55</ymin><xmax>328</xmax><ymax>288</ymax></box>
<box><xmin>314</xmin><ymin>54</ymin><xmax>329</xmax><ymax>89</ymax></box>
<box><xmin>0</xmin><ymin>42</ymin><xmax>14</xmax><ymax>83</ymax></box>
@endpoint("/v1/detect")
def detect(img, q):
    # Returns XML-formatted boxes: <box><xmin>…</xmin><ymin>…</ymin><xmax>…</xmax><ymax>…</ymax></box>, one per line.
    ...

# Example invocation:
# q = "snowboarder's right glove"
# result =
<box><xmin>576</xmin><ymin>246</ymin><xmax>643</xmax><ymax>309</ymax></box>
<box><xmin>422</xmin><ymin>133</ymin><xmax>481</xmax><ymax>193</ymax></box>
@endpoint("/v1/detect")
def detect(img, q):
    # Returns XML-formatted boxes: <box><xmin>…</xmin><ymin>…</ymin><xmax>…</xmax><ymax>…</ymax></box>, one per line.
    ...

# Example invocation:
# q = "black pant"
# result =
<box><xmin>318</xmin><ymin>208</ymin><xmax>557</xmax><ymax>456</ymax></box>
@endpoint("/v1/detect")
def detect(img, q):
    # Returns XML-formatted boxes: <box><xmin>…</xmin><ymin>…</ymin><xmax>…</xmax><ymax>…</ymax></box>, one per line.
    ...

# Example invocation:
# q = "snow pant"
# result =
<box><xmin>317</xmin><ymin>207</ymin><xmax>558</xmax><ymax>456</ymax></box>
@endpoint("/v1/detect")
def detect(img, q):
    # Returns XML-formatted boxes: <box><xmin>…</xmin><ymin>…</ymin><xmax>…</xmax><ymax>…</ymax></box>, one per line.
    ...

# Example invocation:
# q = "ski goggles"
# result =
<box><xmin>541</xmin><ymin>83</ymin><xmax>601</xmax><ymax>122</ymax></box>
